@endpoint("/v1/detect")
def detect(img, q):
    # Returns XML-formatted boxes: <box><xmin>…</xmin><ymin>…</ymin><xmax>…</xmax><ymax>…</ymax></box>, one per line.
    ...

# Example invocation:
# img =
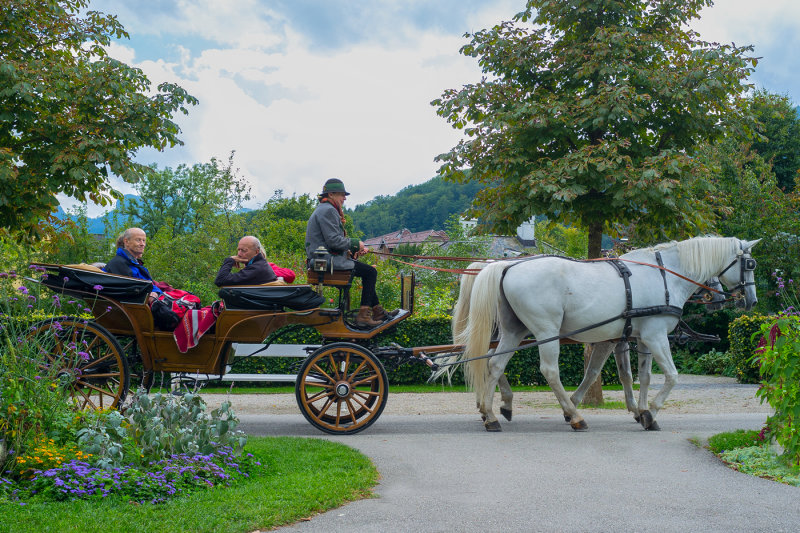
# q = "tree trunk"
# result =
<box><xmin>582</xmin><ymin>220</ymin><xmax>604</xmax><ymax>406</ymax></box>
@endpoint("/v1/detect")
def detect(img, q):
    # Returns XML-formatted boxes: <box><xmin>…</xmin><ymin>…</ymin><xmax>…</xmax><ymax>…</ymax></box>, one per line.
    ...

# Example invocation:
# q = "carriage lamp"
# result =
<box><xmin>312</xmin><ymin>246</ymin><xmax>330</xmax><ymax>272</ymax></box>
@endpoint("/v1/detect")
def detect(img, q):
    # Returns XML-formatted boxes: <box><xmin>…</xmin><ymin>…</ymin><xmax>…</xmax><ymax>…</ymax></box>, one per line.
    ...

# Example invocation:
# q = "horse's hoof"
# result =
<box><xmin>500</xmin><ymin>407</ymin><xmax>512</xmax><ymax>421</ymax></box>
<box><xmin>484</xmin><ymin>420</ymin><xmax>502</xmax><ymax>432</ymax></box>
<box><xmin>570</xmin><ymin>419</ymin><xmax>588</xmax><ymax>431</ymax></box>
<box><xmin>645</xmin><ymin>420</ymin><xmax>661</xmax><ymax>431</ymax></box>
<box><xmin>481</xmin><ymin>414</ymin><xmax>486</xmax><ymax>422</ymax></box>
<box><xmin>563</xmin><ymin>413</ymin><xmax>572</xmax><ymax>423</ymax></box>
<box><xmin>639</xmin><ymin>410</ymin><xmax>658</xmax><ymax>430</ymax></box>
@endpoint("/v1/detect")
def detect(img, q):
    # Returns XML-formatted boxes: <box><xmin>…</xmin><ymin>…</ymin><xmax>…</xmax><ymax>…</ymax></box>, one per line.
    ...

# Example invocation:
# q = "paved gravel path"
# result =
<box><xmin>201</xmin><ymin>375</ymin><xmax>794</xmax><ymax>533</ymax></box>
<box><xmin>202</xmin><ymin>373</ymin><xmax>771</xmax><ymax>417</ymax></box>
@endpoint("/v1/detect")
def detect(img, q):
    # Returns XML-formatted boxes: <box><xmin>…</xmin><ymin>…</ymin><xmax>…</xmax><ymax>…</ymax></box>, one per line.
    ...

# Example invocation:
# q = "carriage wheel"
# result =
<box><xmin>31</xmin><ymin>317</ymin><xmax>130</xmax><ymax>410</ymax></box>
<box><xmin>295</xmin><ymin>342</ymin><xmax>388</xmax><ymax>435</ymax></box>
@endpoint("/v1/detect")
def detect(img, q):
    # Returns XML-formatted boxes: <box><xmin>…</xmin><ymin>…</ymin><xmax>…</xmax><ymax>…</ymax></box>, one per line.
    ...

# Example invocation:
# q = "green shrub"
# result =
<box><xmin>755</xmin><ymin>315</ymin><xmax>800</xmax><ymax>467</ymax></box>
<box><xmin>708</xmin><ymin>429</ymin><xmax>762</xmax><ymax>454</ymax></box>
<box><xmin>728</xmin><ymin>313</ymin><xmax>773</xmax><ymax>383</ymax></box>
<box><xmin>673</xmin><ymin>348</ymin><xmax>736</xmax><ymax>376</ymax></box>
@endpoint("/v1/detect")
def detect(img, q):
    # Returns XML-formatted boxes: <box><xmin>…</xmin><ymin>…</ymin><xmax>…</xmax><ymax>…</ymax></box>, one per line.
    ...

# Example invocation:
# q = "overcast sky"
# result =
<box><xmin>72</xmin><ymin>0</ymin><xmax>800</xmax><ymax>215</ymax></box>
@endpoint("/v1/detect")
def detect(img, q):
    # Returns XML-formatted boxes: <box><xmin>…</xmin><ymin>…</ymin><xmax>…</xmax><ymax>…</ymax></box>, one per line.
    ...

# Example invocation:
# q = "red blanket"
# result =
<box><xmin>173</xmin><ymin>305</ymin><xmax>218</xmax><ymax>353</ymax></box>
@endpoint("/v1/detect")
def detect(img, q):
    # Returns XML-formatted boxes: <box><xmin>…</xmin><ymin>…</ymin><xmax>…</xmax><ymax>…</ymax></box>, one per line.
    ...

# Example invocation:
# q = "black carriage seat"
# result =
<box><xmin>38</xmin><ymin>263</ymin><xmax>153</xmax><ymax>304</ymax></box>
<box><xmin>218</xmin><ymin>284</ymin><xmax>325</xmax><ymax>311</ymax></box>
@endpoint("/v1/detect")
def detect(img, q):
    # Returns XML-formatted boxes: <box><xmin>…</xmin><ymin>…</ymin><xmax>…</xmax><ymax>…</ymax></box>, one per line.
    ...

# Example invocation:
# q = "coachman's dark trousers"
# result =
<box><xmin>352</xmin><ymin>261</ymin><xmax>379</xmax><ymax>307</ymax></box>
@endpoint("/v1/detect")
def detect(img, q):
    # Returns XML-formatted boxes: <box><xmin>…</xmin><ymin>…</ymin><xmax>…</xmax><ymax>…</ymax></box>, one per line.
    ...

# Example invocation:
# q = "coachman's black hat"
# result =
<box><xmin>321</xmin><ymin>178</ymin><xmax>350</xmax><ymax>195</ymax></box>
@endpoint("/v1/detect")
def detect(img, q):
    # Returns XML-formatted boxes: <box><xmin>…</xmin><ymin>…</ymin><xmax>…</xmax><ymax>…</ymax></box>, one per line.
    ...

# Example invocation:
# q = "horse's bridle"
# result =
<box><xmin>717</xmin><ymin>247</ymin><xmax>757</xmax><ymax>300</ymax></box>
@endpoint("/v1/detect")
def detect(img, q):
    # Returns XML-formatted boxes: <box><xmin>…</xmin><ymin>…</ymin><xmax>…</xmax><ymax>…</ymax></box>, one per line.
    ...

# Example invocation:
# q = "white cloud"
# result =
<box><xmin>70</xmin><ymin>0</ymin><xmax>799</xmax><ymax>220</ymax></box>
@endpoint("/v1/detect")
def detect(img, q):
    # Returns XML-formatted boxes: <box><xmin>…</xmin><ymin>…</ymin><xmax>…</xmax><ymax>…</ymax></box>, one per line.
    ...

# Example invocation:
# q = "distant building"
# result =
<box><xmin>460</xmin><ymin>216</ymin><xmax>537</xmax><ymax>257</ymax></box>
<box><xmin>363</xmin><ymin>228</ymin><xmax>450</xmax><ymax>256</ymax></box>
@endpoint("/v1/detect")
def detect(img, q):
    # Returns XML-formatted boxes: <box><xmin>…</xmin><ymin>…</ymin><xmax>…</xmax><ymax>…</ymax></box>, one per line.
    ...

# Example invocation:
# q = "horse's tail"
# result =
<box><xmin>430</xmin><ymin>262</ymin><xmax>488</xmax><ymax>383</ymax></box>
<box><xmin>458</xmin><ymin>261</ymin><xmax>508</xmax><ymax>398</ymax></box>
<box><xmin>451</xmin><ymin>261</ymin><xmax>488</xmax><ymax>339</ymax></box>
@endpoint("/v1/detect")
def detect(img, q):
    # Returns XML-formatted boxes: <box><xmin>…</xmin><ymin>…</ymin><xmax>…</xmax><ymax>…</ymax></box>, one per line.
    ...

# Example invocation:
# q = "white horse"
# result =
<box><xmin>444</xmin><ymin>262</ymin><xmax>726</xmax><ymax>429</ymax></box>
<box><xmin>450</xmin><ymin>236</ymin><xmax>758</xmax><ymax>431</ymax></box>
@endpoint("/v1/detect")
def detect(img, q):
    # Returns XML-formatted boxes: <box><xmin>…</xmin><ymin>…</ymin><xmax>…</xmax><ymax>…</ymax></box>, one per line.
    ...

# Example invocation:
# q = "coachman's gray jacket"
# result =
<box><xmin>305</xmin><ymin>201</ymin><xmax>360</xmax><ymax>270</ymax></box>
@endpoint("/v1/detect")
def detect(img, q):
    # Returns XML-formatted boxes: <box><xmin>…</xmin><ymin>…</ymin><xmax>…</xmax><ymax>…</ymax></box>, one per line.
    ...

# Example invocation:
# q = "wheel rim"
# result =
<box><xmin>296</xmin><ymin>343</ymin><xmax>387</xmax><ymax>434</ymax></box>
<box><xmin>32</xmin><ymin>318</ymin><xmax>129</xmax><ymax>409</ymax></box>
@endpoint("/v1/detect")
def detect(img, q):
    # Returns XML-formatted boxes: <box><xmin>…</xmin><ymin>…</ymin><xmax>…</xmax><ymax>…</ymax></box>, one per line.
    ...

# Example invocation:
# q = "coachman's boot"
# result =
<box><xmin>355</xmin><ymin>306</ymin><xmax>381</xmax><ymax>327</ymax></box>
<box><xmin>372</xmin><ymin>304</ymin><xmax>400</xmax><ymax>322</ymax></box>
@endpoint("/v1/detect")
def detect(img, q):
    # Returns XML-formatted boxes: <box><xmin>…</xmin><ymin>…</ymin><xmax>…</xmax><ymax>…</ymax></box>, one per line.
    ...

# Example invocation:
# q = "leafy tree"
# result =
<box><xmin>39</xmin><ymin>204</ymin><xmax>109</xmax><ymax>265</ymax></box>
<box><xmin>123</xmin><ymin>153</ymin><xmax>251</xmax><ymax>238</ymax></box>
<box><xmin>249</xmin><ymin>191</ymin><xmax>318</xmax><ymax>256</ymax></box>
<box><xmin>535</xmin><ymin>220</ymin><xmax>588</xmax><ymax>258</ymax></box>
<box><xmin>747</xmin><ymin>90</ymin><xmax>800</xmax><ymax>192</ymax></box>
<box><xmin>0</xmin><ymin>0</ymin><xmax>197</xmax><ymax>238</ymax></box>
<box><xmin>433</xmin><ymin>0</ymin><xmax>757</xmax><ymax>258</ymax></box>
<box><xmin>698</xmin><ymin>135</ymin><xmax>800</xmax><ymax>313</ymax></box>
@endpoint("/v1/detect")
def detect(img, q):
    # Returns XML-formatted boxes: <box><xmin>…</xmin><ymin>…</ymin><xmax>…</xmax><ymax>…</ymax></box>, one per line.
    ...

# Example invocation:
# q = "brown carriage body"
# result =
<box><xmin>30</xmin><ymin>262</ymin><xmax>414</xmax><ymax>433</ymax></box>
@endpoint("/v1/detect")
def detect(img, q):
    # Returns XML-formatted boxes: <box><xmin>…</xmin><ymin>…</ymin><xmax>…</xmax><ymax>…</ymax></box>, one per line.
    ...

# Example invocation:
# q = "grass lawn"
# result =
<box><xmin>0</xmin><ymin>437</ymin><xmax>378</xmax><ymax>533</ymax></box>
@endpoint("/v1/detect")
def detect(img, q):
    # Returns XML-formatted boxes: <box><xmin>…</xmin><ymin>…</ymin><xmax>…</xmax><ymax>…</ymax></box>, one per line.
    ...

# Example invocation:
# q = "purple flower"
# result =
<box><xmin>0</xmin><ymin>272</ymin><xmax>7</xmax><ymax>279</ymax></box>
<box><xmin>78</xmin><ymin>351</ymin><xmax>90</xmax><ymax>361</ymax></box>
<box><xmin>17</xmin><ymin>286</ymin><xmax>28</xmax><ymax>295</ymax></box>
<box><xmin>63</xmin><ymin>276</ymin><xmax>69</xmax><ymax>283</ymax></box>
<box><xmin>9</xmin><ymin>270</ymin><xmax>16</xmax><ymax>278</ymax></box>
<box><xmin>93</xmin><ymin>284</ymin><xmax>103</xmax><ymax>291</ymax></box>
<box><xmin>106</xmin><ymin>306</ymin><xmax>112</xmax><ymax>312</ymax></box>
<box><xmin>52</xmin><ymin>321</ymin><xmax>63</xmax><ymax>331</ymax></box>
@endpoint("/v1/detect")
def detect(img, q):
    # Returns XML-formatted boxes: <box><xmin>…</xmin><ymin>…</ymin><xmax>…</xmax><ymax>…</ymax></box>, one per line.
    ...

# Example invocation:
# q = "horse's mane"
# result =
<box><xmin>641</xmin><ymin>236</ymin><xmax>738</xmax><ymax>281</ymax></box>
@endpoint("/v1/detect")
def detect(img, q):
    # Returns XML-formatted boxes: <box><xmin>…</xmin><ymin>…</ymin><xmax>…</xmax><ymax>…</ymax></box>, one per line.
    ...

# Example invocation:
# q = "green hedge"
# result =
<box><xmin>728</xmin><ymin>313</ymin><xmax>774</xmax><ymax>383</ymax></box>
<box><xmin>228</xmin><ymin>315</ymin><xmax>631</xmax><ymax>387</ymax></box>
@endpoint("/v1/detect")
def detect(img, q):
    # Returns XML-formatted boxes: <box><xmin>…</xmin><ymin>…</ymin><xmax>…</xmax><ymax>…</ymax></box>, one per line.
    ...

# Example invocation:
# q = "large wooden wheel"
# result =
<box><xmin>31</xmin><ymin>317</ymin><xmax>130</xmax><ymax>409</ymax></box>
<box><xmin>295</xmin><ymin>342</ymin><xmax>388</xmax><ymax>435</ymax></box>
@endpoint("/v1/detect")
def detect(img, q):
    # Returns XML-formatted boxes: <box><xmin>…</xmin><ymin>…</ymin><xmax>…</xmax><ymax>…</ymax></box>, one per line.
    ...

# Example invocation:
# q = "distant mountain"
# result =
<box><xmin>350</xmin><ymin>177</ymin><xmax>484</xmax><ymax>237</ymax></box>
<box><xmin>55</xmin><ymin>194</ymin><xmax>139</xmax><ymax>234</ymax></box>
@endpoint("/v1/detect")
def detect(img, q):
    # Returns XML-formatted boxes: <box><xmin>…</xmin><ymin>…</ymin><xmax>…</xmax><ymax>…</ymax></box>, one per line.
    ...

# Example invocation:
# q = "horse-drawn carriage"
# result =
<box><xmin>29</xmin><ymin>261</ymin><xmax>432</xmax><ymax>435</ymax></box>
<box><xmin>28</xmin><ymin>235</ymin><xmax>760</xmax><ymax>435</ymax></box>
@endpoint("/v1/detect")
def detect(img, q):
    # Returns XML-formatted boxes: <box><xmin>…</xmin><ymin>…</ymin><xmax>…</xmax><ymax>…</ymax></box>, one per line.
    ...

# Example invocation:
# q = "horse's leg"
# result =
<box><xmin>538</xmin><ymin>341</ymin><xmax>587</xmax><ymax>430</ymax></box>
<box><xmin>635</xmin><ymin>343</ymin><xmax>653</xmax><ymax>424</ymax></box>
<box><xmin>478</xmin><ymin>302</ymin><xmax>528</xmax><ymax>431</ymax></box>
<box><xmin>613</xmin><ymin>341</ymin><xmax>640</xmax><ymax>420</ymax></box>
<box><xmin>567</xmin><ymin>341</ymin><xmax>615</xmax><ymax>422</ymax></box>
<box><xmin>498</xmin><ymin>374</ymin><xmax>513</xmax><ymax>421</ymax></box>
<box><xmin>639</xmin><ymin>338</ymin><xmax>676</xmax><ymax>431</ymax></box>
<box><xmin>479</xmin><ymin>333</ymin><xmax>524</xmax><ymax>431</ymax></box>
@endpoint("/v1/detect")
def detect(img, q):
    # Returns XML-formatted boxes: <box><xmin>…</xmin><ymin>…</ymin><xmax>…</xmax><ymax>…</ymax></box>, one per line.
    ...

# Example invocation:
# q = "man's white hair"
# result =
<box><xmin>243</xmin><ymin>235</ymin><xmax>265</xmax><ymax>257</ymax></box>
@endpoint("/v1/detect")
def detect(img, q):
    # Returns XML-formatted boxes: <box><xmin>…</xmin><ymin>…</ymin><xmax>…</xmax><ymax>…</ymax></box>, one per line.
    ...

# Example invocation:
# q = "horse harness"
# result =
<box><xmin>428</xmin><ymin>248</ymin><xmax>756</xmax><ymax>369</ymax></box>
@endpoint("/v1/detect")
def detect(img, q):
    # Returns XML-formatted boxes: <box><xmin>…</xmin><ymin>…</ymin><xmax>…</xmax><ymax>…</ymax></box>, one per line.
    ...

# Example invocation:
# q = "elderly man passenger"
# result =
<box><xmin>214</xmin><ymin>236</ymin><xmax>278</xmax><ymax>286</ymax></box>
<box><xmin>103</xmin><ymin>227</ymin><xmax>161</xmax><ymax>302</ymax></box>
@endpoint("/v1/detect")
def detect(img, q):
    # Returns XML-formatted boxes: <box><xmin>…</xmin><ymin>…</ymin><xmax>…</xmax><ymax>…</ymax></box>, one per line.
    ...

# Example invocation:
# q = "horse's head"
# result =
<box><xmin>718</xmin><ymin>239</ymin><xmax>760</xmax><ymax>311</ymax></box>
<box><xmin>693</xmin><ymin>277</ymin><xmax>726</xmax><ymax>311</ymax></box>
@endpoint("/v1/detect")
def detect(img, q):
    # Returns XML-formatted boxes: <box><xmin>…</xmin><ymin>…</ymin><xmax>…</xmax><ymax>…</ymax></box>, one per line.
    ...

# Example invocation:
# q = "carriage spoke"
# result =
<box><xmin>310</xmin><ymin>363</ymin><xmax>336</xmax><ymax>384</ymax></box>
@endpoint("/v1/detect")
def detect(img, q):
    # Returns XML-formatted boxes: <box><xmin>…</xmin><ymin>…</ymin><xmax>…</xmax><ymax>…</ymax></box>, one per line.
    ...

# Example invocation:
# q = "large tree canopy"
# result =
<box><xmin>0</xmin><ymin>0</ymin><xmax>197</xmax><ymax>237</ymax></box>
<box><xmin>747</xmin><ymin>90</ymin><xmax>800</xmax><ymax>192</ymax></box>
<box><xmin>433</xmin><ymin>0</ymin><xmax>757</xmax><ymax>257</ymax></box>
